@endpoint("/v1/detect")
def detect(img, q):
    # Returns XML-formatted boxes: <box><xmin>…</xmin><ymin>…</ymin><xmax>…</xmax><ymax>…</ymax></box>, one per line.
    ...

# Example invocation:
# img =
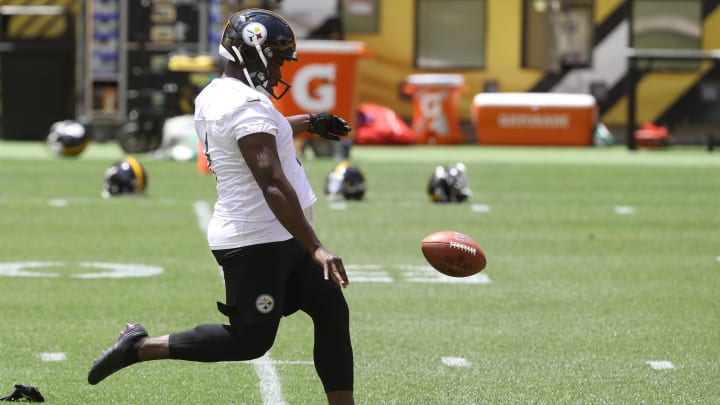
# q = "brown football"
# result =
<box><xmin>421</xmin><ymin>231</ymin><xmax>486</xmax><ymax>277</ymax></box>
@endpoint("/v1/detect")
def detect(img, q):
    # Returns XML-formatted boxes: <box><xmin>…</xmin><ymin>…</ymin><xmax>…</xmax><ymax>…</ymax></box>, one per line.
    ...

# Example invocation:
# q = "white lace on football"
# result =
<box><xmin>450</xmin><ymin>240</ymin><xmax>477</xmax><ymax>256</ymax></box>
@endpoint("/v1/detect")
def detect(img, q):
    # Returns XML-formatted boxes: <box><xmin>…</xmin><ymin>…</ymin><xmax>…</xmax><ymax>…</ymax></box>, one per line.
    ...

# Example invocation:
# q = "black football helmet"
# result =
<box><xmin>428</xmin><ymin>163</ymin><xmax>471</xmax><ymax>203</ymax></box>
<box><xmin>325</xmin><ymin>161</ymin><xmax>367</xmax><ymax>200</ymax></box>
<box><xmin>102</xmin><ymin>156</ymin><xmax>148</xmax><ymax>198</ymax></box>
<box><xmin>47</xmin><ymin>120</ymin><xmax>90</xmax><ymax>157</ymax></box>
<box><xmin>219</xmin><ymin>8</ymin><xmax>297</xmax><ymax>99</ymax></box>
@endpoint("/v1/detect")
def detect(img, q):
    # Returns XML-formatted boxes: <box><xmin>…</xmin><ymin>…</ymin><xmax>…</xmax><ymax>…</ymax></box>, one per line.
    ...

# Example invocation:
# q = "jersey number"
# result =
<box><xmin>203</xmin><ymin>133</ymin><xmax>213</xmax><ymax>169</ymax></box>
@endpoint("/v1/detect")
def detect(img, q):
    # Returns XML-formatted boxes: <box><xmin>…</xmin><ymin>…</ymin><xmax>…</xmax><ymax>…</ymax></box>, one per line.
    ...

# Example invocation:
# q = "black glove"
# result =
<box><xmin>308</xmin><ymin>112</ymin><xmax>351</xmax><ymax>141</ymax></box>
<box><xmin>0</xmin><ymin>384</ymin><xmax>45</xmax><ymax>402</ymax></box>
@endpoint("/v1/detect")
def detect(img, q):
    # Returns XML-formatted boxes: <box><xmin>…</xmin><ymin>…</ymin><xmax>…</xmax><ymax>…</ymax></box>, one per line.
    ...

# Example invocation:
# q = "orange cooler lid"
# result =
<box><xmin>406</xmin><ymin>74</ymin><xmax>465</xmax><ymax>86</ymax></box>
<box><xmin>296</xmin><ymin>40</ymin><xmax>369</xmax><ymax>55</ymax></box>
<box><xmin>473</xmin><ymin>93</ymin><xmax>596</xmax><ymax>108</ymax></box>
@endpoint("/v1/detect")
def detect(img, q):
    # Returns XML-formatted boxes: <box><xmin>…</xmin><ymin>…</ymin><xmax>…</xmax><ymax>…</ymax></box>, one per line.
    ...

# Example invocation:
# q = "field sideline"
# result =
<box><xmin>0</xmin><ymin>140</ymin><xmax>718</xmax><ymax>404</ymax></box>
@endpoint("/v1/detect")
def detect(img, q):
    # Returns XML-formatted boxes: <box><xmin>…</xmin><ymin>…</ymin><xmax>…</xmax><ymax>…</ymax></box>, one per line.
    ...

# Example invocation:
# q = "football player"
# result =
<box><xmin>88</xmin><ymin>9</ymin><xmax>354</xmax><ymax>405</ymax></box>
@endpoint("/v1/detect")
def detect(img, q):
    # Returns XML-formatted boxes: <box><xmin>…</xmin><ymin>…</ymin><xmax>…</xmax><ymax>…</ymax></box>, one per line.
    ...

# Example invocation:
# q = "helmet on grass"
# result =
<box><xmin>102</xmin><ymin>156</ymin><xmax>148</xmax><ymax>198</ymax></box>
<box><xmin>427</xmin><ymin>163</ymin><xmax>471</xmax><ymax>203</ymax></box>
<box><xmin>47</xmin><ymin>120</ymin><xmax>90</xmax><ymax>157</ymax></box>
<box><xmin>325</xmin><ymin>161</ymin><xmax>367</xmax><ymax>201</ymax></box>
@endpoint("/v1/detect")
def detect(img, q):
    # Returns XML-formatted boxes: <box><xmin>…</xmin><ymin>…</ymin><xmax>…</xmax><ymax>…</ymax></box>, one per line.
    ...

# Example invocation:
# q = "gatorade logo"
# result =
<box><xmin>418</xmin><ymin>90</ymin><xmax>449</xmax><ymax>136</ymax></box>
<box><xmin>291</xmin><ymin>63</ymin><xmax>336</xmax><ymax>111</ymax></box>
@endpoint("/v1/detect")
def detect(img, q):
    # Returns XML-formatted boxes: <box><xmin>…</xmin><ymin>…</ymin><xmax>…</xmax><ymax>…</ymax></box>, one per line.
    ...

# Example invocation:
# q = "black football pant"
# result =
<box><xmin>167</xmin><ymin>239</ymin><xmax>353</xmax><ymax>392</ymax></box>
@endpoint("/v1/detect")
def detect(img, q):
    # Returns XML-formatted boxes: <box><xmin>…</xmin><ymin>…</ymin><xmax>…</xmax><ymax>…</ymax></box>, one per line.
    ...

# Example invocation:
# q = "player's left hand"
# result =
<box><xmin>312</xmin><ymin>246</ymin><xmax>349</xmax><ymax>287</ymax></box>
<box><xmin>309</xmin><ymin>112</ymin><xmax>351</xmax><ymax>141</ymax></box>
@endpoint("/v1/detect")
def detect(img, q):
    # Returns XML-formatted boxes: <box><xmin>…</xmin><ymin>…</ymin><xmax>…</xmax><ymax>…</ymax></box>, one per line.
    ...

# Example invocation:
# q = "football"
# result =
<box><xmin>421</xmin><ymin>231</ymin><xmax>486</xmax><ymax>277</ymax></box>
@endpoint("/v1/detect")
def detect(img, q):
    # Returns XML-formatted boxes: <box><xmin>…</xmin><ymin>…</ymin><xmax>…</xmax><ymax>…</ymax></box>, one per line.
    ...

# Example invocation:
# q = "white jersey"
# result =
<box><xmin>194</xmin><ymin>77</ymin><xmax>316</xmax><ymax>249</ymax></box>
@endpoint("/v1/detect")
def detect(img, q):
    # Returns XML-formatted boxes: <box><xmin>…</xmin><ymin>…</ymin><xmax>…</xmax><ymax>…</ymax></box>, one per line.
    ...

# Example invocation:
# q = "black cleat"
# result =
<box><xmin>88</xmin><ymin>323</ymin><xmax>148</xmax><ymax>385</ymax></box>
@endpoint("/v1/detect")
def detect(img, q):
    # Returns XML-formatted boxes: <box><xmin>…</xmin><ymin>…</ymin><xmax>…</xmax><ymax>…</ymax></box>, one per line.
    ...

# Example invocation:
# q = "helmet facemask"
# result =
<box><xmin>219</xmin><ymin>9</ymin><xmax>297</xmax><ymax>99</ymax></box>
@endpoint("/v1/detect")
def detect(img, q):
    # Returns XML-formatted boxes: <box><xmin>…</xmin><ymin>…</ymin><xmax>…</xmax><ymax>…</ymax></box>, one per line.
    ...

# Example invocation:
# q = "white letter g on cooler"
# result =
<box><xmin>292</xmin><ymin>63</ymin><xmax>336</xmax><ymax>111</ymax></box>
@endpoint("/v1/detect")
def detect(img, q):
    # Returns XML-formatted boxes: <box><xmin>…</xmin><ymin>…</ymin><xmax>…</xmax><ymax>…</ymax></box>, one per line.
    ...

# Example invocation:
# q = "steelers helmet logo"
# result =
<box><xmin>255</xmin><ymin>294</ymin><xmax>274</xmax><ymax>314</ymax></box>
<box><xmin>243</xmin><ymin>22</ymin><xmax>267</xmax><ymax>46</ymax></box>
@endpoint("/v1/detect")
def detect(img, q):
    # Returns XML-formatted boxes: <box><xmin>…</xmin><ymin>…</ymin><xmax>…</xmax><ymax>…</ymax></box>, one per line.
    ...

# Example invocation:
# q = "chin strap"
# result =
<box><xmin>247</xmin><ymin>37</ymin><xmax>272</xmax><ymax>93</ymax></box>
<box><xmin>231</xmin><ymin>45</ymin><xmax>255</xmax><ymax>88</ymax></box>
<box><xmin>221</xmin><ymin>44</ymin><xmax>291</xmax><ymax>99</ymax></box>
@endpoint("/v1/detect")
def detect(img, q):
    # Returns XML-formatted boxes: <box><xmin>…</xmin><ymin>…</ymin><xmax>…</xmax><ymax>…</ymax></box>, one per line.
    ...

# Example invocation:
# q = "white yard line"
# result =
<box><xmin>614</xmin><ymin>205</ymin><xmax>636</xmax><ymax>215</ymax></box>
<box><xmin>252</xmin><ymin>354</ymin><xmax>288</xmax><ymax>405</ymax></box>
<box><xmin>647</xmin><ymin>360</ymin><xmax>675</xmax><ymax>370</ymax></box>
<box><xmin>40</xmin><ymin>352</ymin><xmax>67</xmax><ymax>361</ymax></box>
<box><xmin>194</xmin><ymin>201</ymin><xmax>287</xmax><ymax>405</ymax></box>
<box><xmin>442</xmin><ymin>357</ymin><xmax>471</xmax><ymax>367</ymax></box>
<box><xmin>471</xmin><ymin>204</ymin><xmax>491</xmax><ymax>213</ymax></box>
<box><xmin>193</xmin><ymin>201</ymin><xmax>213</xmax><ymax>233</ymax></box>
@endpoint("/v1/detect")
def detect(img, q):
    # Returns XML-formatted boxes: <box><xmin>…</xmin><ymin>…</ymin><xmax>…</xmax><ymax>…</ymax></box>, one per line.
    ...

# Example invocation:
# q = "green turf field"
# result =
<box><xmin>0</xmin><ymin>140</ymin><xmax>718</xmax><ymax>404</ymax></box>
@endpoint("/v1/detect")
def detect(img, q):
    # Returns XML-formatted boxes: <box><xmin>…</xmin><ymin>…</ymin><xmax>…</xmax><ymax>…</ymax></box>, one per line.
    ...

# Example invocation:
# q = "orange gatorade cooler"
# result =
<box><xmin>471</xmin><ymin>93</ymin><xmax>597</xmax><ymax>146</ymax></box>
<box><xmin>273</xmin><ymin>40</ymin><xmax>369</xmax><ymax>138</ymax></box>
<box><xmin>196</xmin><ymin>138</ymin><xmax>212</xmax><ymax>174</ymax></box>
<box><xmin>402</xmin><ymin>74</ymin><xmax>467</xmax><ymax>145</ymax></box>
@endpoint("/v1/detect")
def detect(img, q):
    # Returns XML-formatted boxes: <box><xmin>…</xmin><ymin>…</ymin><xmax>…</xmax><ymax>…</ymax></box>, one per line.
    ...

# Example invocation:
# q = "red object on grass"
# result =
<box><xmin>354</xmin><ymin>103</ymin><xmax>417</xmax><ymax>145</ymax></box>
<box><xmin>635</xmin><ymin>122</ymin><xmax>670</xmax><ymax>147</ymax></box>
